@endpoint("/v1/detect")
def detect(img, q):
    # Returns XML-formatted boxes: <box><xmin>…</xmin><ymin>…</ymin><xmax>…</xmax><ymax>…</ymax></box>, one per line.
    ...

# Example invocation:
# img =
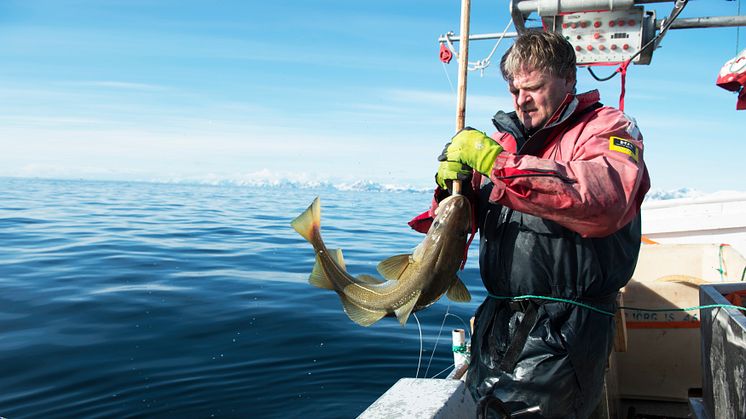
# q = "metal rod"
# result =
<box><xmin>515</xmin><ymin>0</ymin><xmax>636</xmax><ymax>15</ymax></box>
<box><xmin>659</xmin><ymin>15</ymin><xmax>746</xmax><ymax>30</ymax></box>
<box><xmin>439</xmin><ymin>15</ymin><xmax>746</xmax><ymax>44</ymax></box>
<box><xmin>439</xmin><ymin>31</ymin><xmax>520</xmax><ymax>43</ymax></box>
<box><xmin>446</xmin><ymin>361</ymin><xmax>470</xmax><ymax>380</ymax></box>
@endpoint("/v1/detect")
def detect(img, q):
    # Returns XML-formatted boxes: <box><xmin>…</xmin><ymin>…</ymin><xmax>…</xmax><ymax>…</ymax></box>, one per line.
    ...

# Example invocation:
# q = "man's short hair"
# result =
<box><xmin>500</xmin><ymin>30</ymin><xmax>577</xmax><ymax>82</ymax></box>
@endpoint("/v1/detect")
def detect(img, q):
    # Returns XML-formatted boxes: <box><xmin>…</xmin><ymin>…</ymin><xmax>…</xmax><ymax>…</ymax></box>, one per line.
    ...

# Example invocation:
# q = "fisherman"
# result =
<box><xmin>421</xmin><ymin>30</ymin><xmax>650</xmax><ymax>417</ymax></box>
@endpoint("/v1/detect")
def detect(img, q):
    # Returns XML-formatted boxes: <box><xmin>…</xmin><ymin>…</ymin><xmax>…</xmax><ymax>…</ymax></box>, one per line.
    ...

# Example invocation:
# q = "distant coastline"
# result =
<box><xmin>2</xmin><ymin>176</ymin><xmax>744</xmax><ymax>201</ymax></box>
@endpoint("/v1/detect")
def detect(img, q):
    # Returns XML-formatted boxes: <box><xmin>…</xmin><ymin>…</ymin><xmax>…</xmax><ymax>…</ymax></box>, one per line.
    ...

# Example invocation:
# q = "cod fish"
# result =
<box><xmin>290</xmin><ymin>195</ymin><xmax>472</xmax><ymax>327</ymax></box>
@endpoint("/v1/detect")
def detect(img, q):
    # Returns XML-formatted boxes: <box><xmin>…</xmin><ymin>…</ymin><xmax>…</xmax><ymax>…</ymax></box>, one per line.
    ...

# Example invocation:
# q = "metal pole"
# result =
<box><xmin>515</xmin><ymin>0</ymin><xmax>636</xmax><ymax>15</ymax></box>
<box><xmin>440</xmin><ymin>15</ymin><xmax>746</xmax><ymax>44</ymax></box>
<box><xmin>439</xmin><ymin>31</ymin><xmax>520</xmax><ymax>44</ymax></box>
<box><xmin>660</xmin><ymin>15</ymin><xmax>746</xmax><ymax>30</ymax></box>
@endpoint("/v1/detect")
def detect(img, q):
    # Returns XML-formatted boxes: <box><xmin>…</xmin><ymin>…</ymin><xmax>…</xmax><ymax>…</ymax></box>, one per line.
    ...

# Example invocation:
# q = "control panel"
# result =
<box><xmin>544</xmin><ymin>7</ymin><xmax>656</xmax><ymax>65</ymax></box>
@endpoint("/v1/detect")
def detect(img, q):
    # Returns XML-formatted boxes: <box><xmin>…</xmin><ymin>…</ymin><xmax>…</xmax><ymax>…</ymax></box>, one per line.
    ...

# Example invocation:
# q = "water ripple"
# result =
<box><xmin>0</xmin><ymin>178</ymin><xmax>480</xmax><ymax>418</ymax></box>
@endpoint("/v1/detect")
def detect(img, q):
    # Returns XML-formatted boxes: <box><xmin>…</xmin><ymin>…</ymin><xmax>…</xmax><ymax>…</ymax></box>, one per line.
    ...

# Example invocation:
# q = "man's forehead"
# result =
<box><xmin>509</xmin><ymin>69</ymin><xmax>551</xmax><ymax>86</ymax></box>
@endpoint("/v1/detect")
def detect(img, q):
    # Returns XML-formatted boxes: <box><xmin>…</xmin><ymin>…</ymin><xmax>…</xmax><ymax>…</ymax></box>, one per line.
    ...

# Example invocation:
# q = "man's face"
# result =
<box><xmin>509</xmin><ymin>68</ymin><xmax>575</xmax><ymax>133</ymax></box>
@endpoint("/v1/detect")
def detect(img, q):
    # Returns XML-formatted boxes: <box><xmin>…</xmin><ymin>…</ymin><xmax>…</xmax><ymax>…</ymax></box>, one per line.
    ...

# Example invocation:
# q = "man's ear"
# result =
<box><xmin>565</xmin><ymin>75</ymin><xmax>577</xmax><ymax>93</ymax></box>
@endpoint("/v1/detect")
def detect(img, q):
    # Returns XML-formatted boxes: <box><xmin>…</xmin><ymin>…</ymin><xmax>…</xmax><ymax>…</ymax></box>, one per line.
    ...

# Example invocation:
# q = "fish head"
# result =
<box><xmin>432</xmin><ymin>194</ymin><xmax>472</xmax><ymax>237</ymax></box>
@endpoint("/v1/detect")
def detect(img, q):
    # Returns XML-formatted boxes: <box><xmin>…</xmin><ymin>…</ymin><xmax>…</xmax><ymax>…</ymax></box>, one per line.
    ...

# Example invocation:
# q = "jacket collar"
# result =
<box><xmin>491</xmin><ymin>90</ymin><xmax>602</xmax><ymax>155</ymax></box>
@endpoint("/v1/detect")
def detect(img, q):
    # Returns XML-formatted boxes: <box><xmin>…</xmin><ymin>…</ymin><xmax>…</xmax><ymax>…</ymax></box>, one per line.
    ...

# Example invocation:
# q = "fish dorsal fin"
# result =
<box><xmin>377</xmin><ymin>254</ymin><xmax>411</xmax><ymax>280</ymax></box>
<box><xmin>357</xmin><ymin>274</ymin><xmax>385</xmax><ymax>285</ymax></box>
<box><xmin>309</xmin><ymin>249</ymin><xmax>346</xmax><ymax>290</ymax></box>
<box><xmin>446</xmin><ymin>277</ymin><xmax>471</xmax><ymax>303</ymax></box>
<box><xmin>339</xmin><ymin>294</ymin><xmax>387</xmax><ymax>327</ymax></box>
<box><xmin>327</xmin><ymin>248</ymin><xmax>346</xmax><ymax>271</ymax></box>
<box><xmin>308</xmin><ymin>254</ymin><xmax>334</xmax><ymax>290</ymax></box>
<box><xmin>394</xmin><ymin>290</ymin><xmax>421</xmax><ymax>326</ymax></box>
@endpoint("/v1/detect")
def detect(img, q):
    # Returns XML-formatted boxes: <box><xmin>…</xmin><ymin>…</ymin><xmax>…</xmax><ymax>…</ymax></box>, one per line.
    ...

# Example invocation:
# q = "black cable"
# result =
<box><xmin>587</xmin><ymin>66</ymin><xmax>619</xmax><ymax>81</ymax></box>
<box><xmin>587</xmin><ymin>0</ymin><xmax>689</xmax><ymax>83</ymax></box>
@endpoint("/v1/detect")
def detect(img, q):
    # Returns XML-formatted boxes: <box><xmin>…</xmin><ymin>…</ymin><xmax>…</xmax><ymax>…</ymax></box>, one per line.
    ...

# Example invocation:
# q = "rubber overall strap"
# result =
<box><xmin>498</xmin><ymin>301</ymin><xmax>539</xmax><ymax>374</ymax></box>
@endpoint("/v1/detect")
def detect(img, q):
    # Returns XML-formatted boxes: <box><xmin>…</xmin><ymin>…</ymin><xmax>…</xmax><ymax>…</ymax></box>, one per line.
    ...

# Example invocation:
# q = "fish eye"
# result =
<box><xmin>433</xmin><ymin>221</ymin><xmax>440</xmax><ymax>228</ymax></box>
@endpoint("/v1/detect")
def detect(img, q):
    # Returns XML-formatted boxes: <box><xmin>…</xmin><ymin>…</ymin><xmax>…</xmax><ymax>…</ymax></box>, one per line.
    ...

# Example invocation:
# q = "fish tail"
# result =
<box><xmin>291</xmin><ymin>197</ymin><xmax>321</xmax><ymax>242</ymax></box>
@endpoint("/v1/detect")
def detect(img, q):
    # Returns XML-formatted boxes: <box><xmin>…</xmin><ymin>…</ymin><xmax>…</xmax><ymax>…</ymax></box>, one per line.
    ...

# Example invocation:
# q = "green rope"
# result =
<box><xmin>717</xmin><ymin>244</ymin><xmax>726</xmax><ymax>280</ymax></box>
<box><xmin>487</xmin><ymin>294</ymin><xmax>746</xmax><ymax>317</ymax></box>
<box><xmin>487</xmin><ymin>294</ymin><xmax>615</xmax><ymax>316</ymax></box>
<box><xmin>452</xmin><ymin>344</ymin><xmax>468</xmax><ymax>354</ymax></box>
<box><xmin>619</xmin><ymin>304</ymin><xmax>746</xmax><ymax>313</ymax></box>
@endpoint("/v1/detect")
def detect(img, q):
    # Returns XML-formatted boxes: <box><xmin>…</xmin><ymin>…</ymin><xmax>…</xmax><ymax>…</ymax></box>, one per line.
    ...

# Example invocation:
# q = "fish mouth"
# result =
<box><xmin>435</xmin><ymin>194</ymin><xmax>468</xmax><ymax>215</ymax></box>
<box><xmin>433</xmin><ymin>195</ymin><xmax>472</xmax><ymax>233</ymax></box>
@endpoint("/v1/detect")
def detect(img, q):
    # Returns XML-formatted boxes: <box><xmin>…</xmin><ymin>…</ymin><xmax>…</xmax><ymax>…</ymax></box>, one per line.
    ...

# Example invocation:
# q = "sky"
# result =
<box><xmin>0</xmin><ymin>0</ymin><xmax>744</xmax><ymax>192</ymax></box>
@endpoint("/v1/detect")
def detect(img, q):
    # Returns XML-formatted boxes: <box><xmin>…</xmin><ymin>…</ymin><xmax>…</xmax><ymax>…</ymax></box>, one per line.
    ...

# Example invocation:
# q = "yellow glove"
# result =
<box><xmin>436</xmin><ymin>128</ymin><xmax>503</xmax><ymax>190</ymax></box>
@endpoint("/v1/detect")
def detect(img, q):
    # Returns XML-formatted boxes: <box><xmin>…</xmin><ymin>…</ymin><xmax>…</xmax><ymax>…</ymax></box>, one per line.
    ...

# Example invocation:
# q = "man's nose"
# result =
<box><xmin>516</xmin><ymin>90</ymin><xmax>531</xmax><ymax>107</ymax></box>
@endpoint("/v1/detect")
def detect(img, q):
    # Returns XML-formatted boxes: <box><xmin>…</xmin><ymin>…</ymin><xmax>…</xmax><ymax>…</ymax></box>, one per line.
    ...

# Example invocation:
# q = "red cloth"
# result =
<box><xmin>716</xmin><ymin>48</ymin><xmax>746</xmax><ymax>110</ymax></box>
<box><xmin>411</xmin><ymin>90</ymin><xmax>649</xmax><ymax>241</ymax></box>
<box><xmin>483</xmin><ymin>90</ymin><xmax>649</xmax><ymax>238</ymax></box>
<box><xmin>725</xmin><ymin>290</ymin><xmax>746</xmax><ymax>308</ymax></box>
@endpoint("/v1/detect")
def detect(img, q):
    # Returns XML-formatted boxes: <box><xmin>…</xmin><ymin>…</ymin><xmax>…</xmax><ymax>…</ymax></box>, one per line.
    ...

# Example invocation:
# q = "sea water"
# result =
<box><xmin>0</xmin><ymin>177</ymin><xmax>485</xmax><ymax>418</ymax></box>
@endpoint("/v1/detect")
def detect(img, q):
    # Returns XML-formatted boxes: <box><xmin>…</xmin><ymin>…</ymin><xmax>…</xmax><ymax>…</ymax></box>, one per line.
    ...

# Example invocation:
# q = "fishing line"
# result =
<box><xmin>738</xmin><ymin>0</ymin><xmax>742</xmax><ymax>55</ymax></box>
<box><xmin>423</xmin><ymin>308</ymin><xmax>473</xmax><ymax>378</ymax></box>
<box><xmin>424</xmin><ymin>305</ymin><xmax>451</xmax><ymax>378</ymax></box>
<box><xmin>444</xmin><ymin>312</ymin><xmax>471</xmax><ymax>338</ymax></box>
<box><xmin>413</xmin><ymin>312</ymin><xmax>424</xmax><ymax>378</ymax></box>
<box><xmin>442</xmin><ymin>61</ymin><xmax>456</xmax><ymax>94</ymax></box>
<box><xmin>430</xmin><ymin>364</ymin><xmax>456</xmax><ymax>379</ymax></box>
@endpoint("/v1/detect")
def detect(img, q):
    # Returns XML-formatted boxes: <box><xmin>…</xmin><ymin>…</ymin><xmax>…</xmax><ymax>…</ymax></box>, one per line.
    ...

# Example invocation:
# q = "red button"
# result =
<box><xmin>580</xmin><ymin>21</ymin><xmax>588</xmax><ymax>28</ymax></box>
<box><xmin>618</xmin><ymin>20</ymin><xmax>625</xmax><ymax>26</ymax></box>
<box><xmin>628</xmin><ymin>19</ymin><xmax>636</xmax><ymax>26</ymax></box>
<box><xmin>562</xmin><ymin>23</ymin><xmax>568</xmax><ymax>29</ymax></box>
<box><xmin>575</xmin><ymin>45</ymin><xmax>582</xmax><ymax>52</ymax></box>
<box><xmin>587</xmin><ymin>45</ymin><xmax>593</xmax><ymax>51</ymax></box>
<box><xmin>609</xmin><ymin>20</ymin><xmax>616</xmax><ymax>27</ymax></box>
<box><xmin>576</xmin><ymin>35</ymin><xmax>582</xmax><ymax>40</ymax></box>
<box><xmin>599</xmin><ymin>45</ymin><xmax>606</xmax><ymax>51</ymax></box>
<box><xmin>571</xmin><ymin>23</ymin><xmax>577</xmax><ymax>29</ymax></box>
<box><xmin>611</xmin><ymin>44</ymin><xmax>618</xmax><ymax>50</ymax></box>
<box><xmin>623</xmin><ymin>44</ymin><xmax>630</xmax><ymax>50</ymax></box>
<box><xmin>594</xmin><ymin>21</ymin><xmax>601</xmax><ymax>28</ymax></box>
<box><xmin>593</xmin><ymin>32</ymin><xmax>601</xmax><ymax>39</ymax></box>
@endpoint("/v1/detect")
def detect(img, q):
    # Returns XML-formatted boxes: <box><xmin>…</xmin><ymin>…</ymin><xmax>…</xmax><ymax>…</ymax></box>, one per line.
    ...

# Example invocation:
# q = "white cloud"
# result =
<box><xmin>64</xmin><ymin>81</ymin><xmax>169</xmax><ymax>91</ymax></box>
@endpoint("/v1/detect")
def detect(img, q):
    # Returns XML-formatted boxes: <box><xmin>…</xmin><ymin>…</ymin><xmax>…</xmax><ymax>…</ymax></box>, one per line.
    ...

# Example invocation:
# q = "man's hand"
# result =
<box><xmin>436</xmin><ymin>128</ymin><xmax>503</xmax><ymax>189</ymax></box>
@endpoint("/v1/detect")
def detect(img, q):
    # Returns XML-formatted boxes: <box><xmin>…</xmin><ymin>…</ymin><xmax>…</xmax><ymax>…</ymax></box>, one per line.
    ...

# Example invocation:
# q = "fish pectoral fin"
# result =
<box><xmin>446</xmin><ymin>277</ymin><xmax>471</xmax><ymax>303</ymax></box>
<box><xmin>339</xmin><ymin>295</ymin><xmax>387</xmax><ymax>327</ymax></box>
<box><xmin>308</xmin><ymin>255</ymin><xmax>334</xmax><ymax>290</ymax></box>
<box><xmin>377</xmin><ymin>254</ymin><xmax>411</xmax><ymax>280</ymax></box>
<box><xmin>394</xmin><ymin>290</ymin><xmax>421</xmax><ymax>327</ymax></box>
<box><xmin>357</xmin><ymin>274</ymin><xmax>385</xmax><ymax>285</ymax></box>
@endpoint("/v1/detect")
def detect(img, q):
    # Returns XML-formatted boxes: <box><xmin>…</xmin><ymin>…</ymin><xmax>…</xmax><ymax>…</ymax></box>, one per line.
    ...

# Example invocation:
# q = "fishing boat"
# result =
<box><xmin>360</xmin><ymin>1</ymin><xmax>746</xmax><ymax>418</ymax></box>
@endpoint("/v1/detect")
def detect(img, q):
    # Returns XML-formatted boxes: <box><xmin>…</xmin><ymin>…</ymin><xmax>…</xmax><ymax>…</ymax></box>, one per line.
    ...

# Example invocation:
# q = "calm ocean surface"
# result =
<box><xmin>0</xmin><ymin>177</ymin><xmax>485</xmax><ymax>418</ymax></box>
